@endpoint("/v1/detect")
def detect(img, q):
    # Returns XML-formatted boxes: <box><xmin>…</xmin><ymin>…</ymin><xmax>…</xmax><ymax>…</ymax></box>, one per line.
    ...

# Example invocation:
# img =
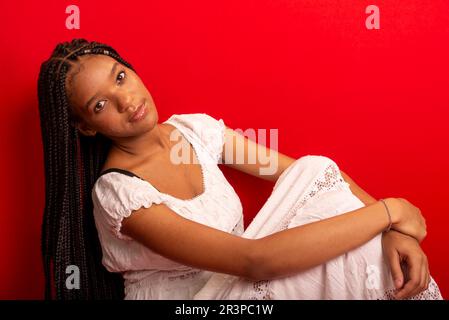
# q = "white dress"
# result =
<box><xmin>92</xmin><ymin>113</ymin><xmax>443</xmax><ymax>300</ymax></box>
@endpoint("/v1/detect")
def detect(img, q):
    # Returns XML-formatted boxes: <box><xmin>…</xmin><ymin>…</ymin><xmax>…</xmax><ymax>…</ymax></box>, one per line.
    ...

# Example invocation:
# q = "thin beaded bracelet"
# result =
<box><xmin>379</xmin><ymin>199</ymin><xmax>392</xmax><ymax>232</ymax></box>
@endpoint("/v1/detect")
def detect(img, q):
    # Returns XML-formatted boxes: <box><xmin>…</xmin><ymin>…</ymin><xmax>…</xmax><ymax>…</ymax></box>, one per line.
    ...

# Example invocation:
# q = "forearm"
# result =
<box><xmin>340</xmin><ymin>170</ymin><xmax>377</xmax><ymax>206</ymax></box>
<box><xmin>253</xmin><ymin>198</ymin><xmax>399</xmax><ymax>280</ymax></box>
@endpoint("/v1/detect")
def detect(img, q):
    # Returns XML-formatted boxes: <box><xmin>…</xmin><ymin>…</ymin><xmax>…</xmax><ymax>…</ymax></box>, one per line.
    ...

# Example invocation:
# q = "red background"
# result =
<box><xmin>0</xmin><ymin>0</ymin><xmax>447</xmax><ymax>299</ymax></box>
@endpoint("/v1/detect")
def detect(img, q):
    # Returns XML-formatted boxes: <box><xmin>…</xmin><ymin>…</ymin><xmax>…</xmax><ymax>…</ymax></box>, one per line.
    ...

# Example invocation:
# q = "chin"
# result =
<box><xmin>137</xmin><ymin>111</ymin><xmax>158</xmax><ymax>134</ymax></box>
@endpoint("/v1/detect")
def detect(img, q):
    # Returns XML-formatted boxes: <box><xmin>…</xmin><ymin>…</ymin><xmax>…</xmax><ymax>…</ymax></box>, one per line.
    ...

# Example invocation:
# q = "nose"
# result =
<box><xmin>116</xmin><ymin>90</ymin><xmax>135</xmax><ymax>113</ymax></box>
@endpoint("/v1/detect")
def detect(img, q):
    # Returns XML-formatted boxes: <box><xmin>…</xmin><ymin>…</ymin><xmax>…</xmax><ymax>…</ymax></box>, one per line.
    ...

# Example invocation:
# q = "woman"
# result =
<box><xmin>37</xmin><ymin>38</ymin><xmax>443</xmax><ymax>300</ymax></box>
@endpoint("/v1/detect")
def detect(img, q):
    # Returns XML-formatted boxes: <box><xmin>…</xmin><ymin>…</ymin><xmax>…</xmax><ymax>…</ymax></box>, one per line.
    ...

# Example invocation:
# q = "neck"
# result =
<box><xmin>110</xmin><ymin>124</ymin><xmax>169</xmax><ymax>158</ymax></box>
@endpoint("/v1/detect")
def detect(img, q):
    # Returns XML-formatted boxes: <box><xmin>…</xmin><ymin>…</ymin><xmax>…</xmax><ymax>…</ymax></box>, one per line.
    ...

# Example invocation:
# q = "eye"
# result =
<box><xmin>94</xmin><ymin>100</ymin><xmax>106</xmax><ymax>113</ymax></box>
<box><xmin>116</xmin><ymin>70</ymin><xmax>126</xmax><ymax>84</ymax></box>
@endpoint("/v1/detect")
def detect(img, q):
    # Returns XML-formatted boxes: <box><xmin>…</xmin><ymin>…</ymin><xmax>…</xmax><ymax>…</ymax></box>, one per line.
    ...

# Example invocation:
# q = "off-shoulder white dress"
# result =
<box><xmin>92</xmin><ymin>113</ymin><xmax>443</xmax><ymax>300</ymax></box>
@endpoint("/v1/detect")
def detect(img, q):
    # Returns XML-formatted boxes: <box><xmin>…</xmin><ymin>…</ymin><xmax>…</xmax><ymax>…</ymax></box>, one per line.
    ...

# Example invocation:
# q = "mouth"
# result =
<box><xmin>129</xmin><ymin>102</ymin><xmax>148</xmax><ymax>122</ymax></box>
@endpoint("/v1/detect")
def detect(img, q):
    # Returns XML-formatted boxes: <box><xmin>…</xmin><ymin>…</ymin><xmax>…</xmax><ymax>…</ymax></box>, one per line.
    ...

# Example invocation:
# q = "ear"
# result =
<box><xmin>75</xmin><ymin>121</ymin><xmax>97</xmax><ymax>137</ymax></box>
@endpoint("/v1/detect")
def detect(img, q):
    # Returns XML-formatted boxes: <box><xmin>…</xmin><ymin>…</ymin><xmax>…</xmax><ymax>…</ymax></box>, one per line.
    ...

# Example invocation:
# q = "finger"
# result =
<box><xmin>387</xmin><ymin>250</ymin><xmax>404</xmax><ymax>289</ymax></box>
<box><xmin>415</xmin><ymin>257</ymin><xmax>430</xmax><ymax>297</ymax></box>
<box><xmin>410</xmin><ymin>259</ymin><xmax>428</xmax><ymax>298</ymax></box>
<box><xmin>395</xmin><ymin>257</ymin><xmax>421</xmax><ymax>300</ymax></box>
<box><xmin>409</xmin><ymin>257</ymin><xmax>427</xmax><ymax>298</ymax></box>
<box><xmin>397</xmin><ymin>256</ymin><xmax>426</xmax><ymax>299</ymax></box>
<box><xmin>416</xmin><ymin>258</ymin><xmax>428</xmax><ymax>297</ymax></box>
<box><xmin>405</xmin><ymin>258</ymin><xmax>427</xmax><ymax>299</ymax></box>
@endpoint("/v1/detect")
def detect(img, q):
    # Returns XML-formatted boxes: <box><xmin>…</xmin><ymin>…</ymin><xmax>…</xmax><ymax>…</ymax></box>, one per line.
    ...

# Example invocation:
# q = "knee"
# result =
<box><xmin>277</xmin><ymin>155</ymin><xmax>339</xmax><ymax>180</ymax></box>
<box><xmin>273</xmin><ymin>154</ymin><xmax>341</xmax><ymax>191</ymax></box>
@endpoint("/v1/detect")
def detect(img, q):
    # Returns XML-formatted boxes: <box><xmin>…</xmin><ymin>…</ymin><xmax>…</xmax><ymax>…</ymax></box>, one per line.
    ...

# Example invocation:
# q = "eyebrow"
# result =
<box><xmin>84</xmin><ymin>62</ymin><xmax>120</xmax><ymax>110</ymax></box>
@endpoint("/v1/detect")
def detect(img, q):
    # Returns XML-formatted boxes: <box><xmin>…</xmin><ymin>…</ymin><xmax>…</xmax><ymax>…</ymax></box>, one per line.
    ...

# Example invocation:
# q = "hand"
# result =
<box><xmin>382</xmin><ymin>230</ymin><xmax>430</xmax><ymax>299</ymax></box>
<box><xmin>386</xmin><ymin>198</ymin><xmax>427</xmax><ymax>243</ymax></box>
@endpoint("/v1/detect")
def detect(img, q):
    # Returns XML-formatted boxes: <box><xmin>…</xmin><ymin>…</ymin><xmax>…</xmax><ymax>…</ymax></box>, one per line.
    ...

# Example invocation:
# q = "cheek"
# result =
<box><xmin>96</xmin><ymin>113</ymin><xmax>138</xmax><ymax>137</ymax></box>
<box><xmin>133</xmin><ymin>77</ymin><xmax>150</xmax><ymax>95</ymax></box>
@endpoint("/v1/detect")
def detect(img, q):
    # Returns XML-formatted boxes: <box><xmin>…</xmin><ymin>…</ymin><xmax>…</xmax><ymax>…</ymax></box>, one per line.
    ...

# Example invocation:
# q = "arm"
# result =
<box><xmin>220</xmin><ymin>126</ymin><xmax>428</xmax><ymax>294</ymax></box>
<box><xmin>221</xmin><ymin>126</ymin><xmax>296</xmax><ymax>182</ymax></box>
<box><xmin>221</xmin><ymin>125</ymin><xmax>382</xmax><ymax>206</ymax></box>
<box><xmin>221</xmin><ymin>126</ymin><xmax>425</xmax><ymax>238</ymax></box>
<box><xmin>120</xmin><ymin>197</ymin><xmax>403</xmax><ymax>281</ymax></box>
<box><xmin>340</xmin><ymin>170</ymin><xmax>377</xmax><ymax>206</ymax></box>
<box><xmin>340</xmin><ymin>170</ymin><xmax>431</xmax><ymax>299</ymax></box>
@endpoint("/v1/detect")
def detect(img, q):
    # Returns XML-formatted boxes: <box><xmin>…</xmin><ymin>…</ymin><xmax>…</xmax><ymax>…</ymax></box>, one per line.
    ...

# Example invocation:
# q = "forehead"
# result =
<box><xmin>66</xmin><ymin>54</ymin><xmax>118</xmax><ymax>97</ymax></box>
<box><xmin>66</xmin><ymin>55</ymin><xmax>116</xmax><ymax>87</ymax></box>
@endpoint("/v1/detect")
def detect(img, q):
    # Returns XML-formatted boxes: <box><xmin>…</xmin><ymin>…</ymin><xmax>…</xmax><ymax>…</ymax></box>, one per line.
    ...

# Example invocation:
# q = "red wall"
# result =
<box><xmin>0</xmin><ymin>0</ymin><xmax>447</xmax><ymax>299</ymax></box>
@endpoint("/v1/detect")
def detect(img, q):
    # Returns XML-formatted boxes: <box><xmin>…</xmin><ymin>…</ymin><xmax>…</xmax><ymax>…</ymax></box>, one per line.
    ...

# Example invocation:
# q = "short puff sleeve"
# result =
<box><xmin>92</xmin><ymin>172</ymin><xmax>163</xmax><ymax>241</ymax></box>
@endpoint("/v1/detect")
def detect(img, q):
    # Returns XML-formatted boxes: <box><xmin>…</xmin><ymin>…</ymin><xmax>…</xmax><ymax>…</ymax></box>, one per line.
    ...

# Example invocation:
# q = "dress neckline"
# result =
<box><xmin>98</xmin><ymin>117</ymin><xmax>207</xmax><ymax>203</ymax></box>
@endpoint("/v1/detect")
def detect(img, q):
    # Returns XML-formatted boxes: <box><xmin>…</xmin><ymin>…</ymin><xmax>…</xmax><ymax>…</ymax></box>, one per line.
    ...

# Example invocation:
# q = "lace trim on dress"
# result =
<box><xmin>377</xmin><ymin>279</ymin><xmax>443</xmax><ymax>300</ymax></box>
<box><xmin>278</xmin><ymin>160</ymin><xmax>348</xmax><ymax>233</ymax></box>
<box><xmin>249</xmin><ymin>160</ymin><xmax>348</xmax><ymax>300</ymax></box>
<box><xmin>249</xmin><ymin>280</ymin><xmax>272</xmax><ymax>300</ymax></box>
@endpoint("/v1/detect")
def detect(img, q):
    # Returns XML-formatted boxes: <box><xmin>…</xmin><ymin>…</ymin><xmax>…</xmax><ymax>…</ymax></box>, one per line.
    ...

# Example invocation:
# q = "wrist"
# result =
<box><xmin>379</xmin><ymin>199</ymin><xmax>393</xmax><ymax>232</ymax></box>
<box><xmin>382</xmin><ymin>198</ymin><xmax>402</xmax><ymax>225</ymax></box>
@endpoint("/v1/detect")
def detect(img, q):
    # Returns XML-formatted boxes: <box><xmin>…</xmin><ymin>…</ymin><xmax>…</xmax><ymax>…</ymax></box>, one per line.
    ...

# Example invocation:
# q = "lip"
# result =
<box><xmin>129</xmin><ymin>103</ymin><xmax>148</xmax><ymax>122</ymax></box>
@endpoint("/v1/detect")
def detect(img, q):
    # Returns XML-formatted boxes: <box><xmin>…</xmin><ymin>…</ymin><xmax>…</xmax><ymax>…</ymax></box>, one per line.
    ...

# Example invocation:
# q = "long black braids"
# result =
<box><xmin>37</xmin><ymin>38</ymin><xmax>135</xmax><ymax>299</ymax></box>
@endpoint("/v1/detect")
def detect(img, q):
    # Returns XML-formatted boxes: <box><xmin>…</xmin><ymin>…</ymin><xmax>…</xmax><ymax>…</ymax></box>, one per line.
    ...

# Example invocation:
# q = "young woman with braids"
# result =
<box><xmin>37</xmin><ymin>38</ymin><xmax>443</xmax><ymax>300</ymax></box>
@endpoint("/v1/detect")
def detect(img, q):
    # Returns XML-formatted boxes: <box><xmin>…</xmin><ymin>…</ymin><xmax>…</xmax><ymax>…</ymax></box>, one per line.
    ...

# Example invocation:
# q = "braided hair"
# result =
<box><xmin>37</xmin><ymin>38</ymin><xmax>135</xmax><ymax>299</ymax></box>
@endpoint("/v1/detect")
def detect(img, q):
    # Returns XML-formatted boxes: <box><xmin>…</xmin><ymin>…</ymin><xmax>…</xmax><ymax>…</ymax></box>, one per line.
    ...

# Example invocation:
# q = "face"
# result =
<box><xmin>65</xmin><ymin>54</ymin><xmax>158</xmax><ymax>139</ymax></box>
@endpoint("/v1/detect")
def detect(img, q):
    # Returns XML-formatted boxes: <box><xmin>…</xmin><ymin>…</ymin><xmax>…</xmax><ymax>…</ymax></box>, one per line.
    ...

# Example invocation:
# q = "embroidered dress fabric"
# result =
<box><xmin>92</xmin><ymin>113</ymin><xmax>443</xmax><ymax>300</ymax></box>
